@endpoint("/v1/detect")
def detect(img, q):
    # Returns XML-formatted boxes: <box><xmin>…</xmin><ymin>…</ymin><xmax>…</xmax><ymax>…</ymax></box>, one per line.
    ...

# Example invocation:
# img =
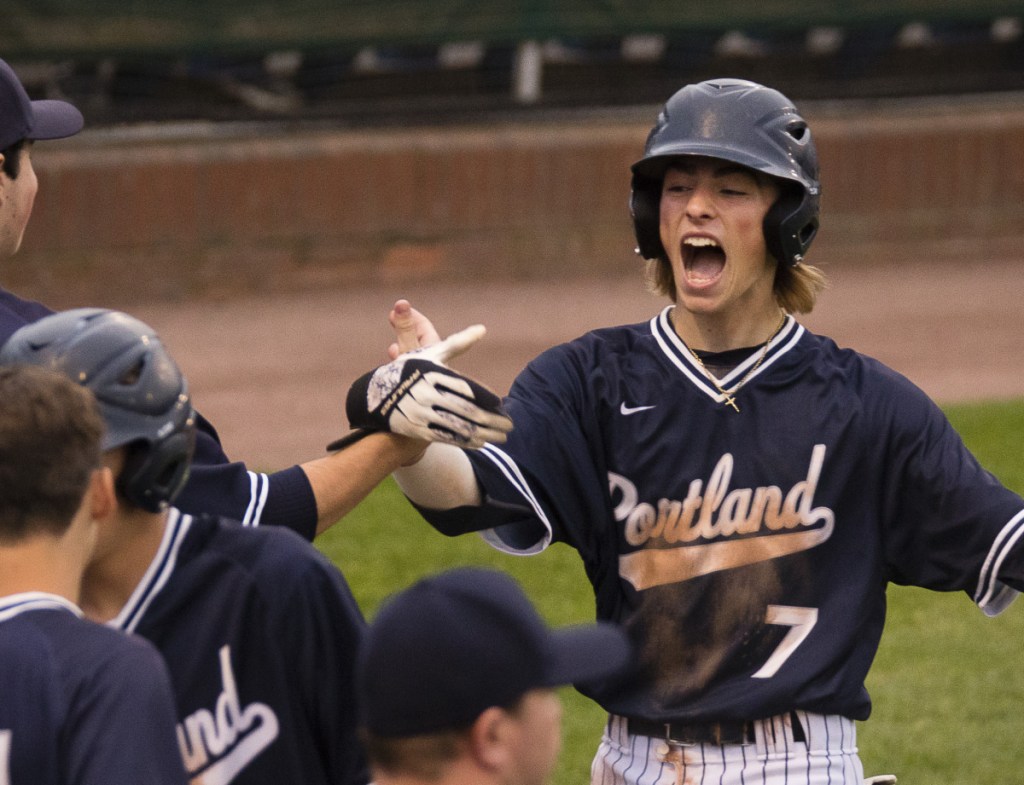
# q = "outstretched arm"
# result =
<box><xmin>312</xmin><ymin>302</ymin><xmax>507</xmax><ymax>530</ymax></box>
<box><xmin>383</xmin><ymin>299</ymin><xmax>488</xmax><ymax>511</ymax></box>
<box><xmin>179</xmin><ymin>301</ymin><xmax>499</xmax><ymax>538</ymax></box>
<box><xmin>331</xmin><ymin>321</ymin><xmax>512</xmax><ymax>451</ymax></box>
<box><xmin>303</xmin><ymin>432</ymin><xmax>430</xmax><ymax>536</ymax></box>
<box><xmin>392</xmin><ymin>442</ymin><xmax>482</xmax><ymax>509</ymax></box>
<box><xmin>179</xmin><ymin>403</ymin><xmax>430</xmax><ymax>538</ymax></box>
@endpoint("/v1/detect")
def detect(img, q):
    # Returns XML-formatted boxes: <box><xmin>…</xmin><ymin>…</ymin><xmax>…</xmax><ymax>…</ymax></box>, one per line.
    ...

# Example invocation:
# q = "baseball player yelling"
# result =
<box><xmin>370</xmin><ymin>79</ymin><xmax>1024</xmax><ymax>785</ymax></box>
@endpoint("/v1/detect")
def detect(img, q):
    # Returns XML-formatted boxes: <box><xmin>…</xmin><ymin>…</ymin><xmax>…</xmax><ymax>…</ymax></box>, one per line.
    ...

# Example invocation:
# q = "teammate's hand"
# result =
<box><xmin>387</xmin><ymin>299</ymin><xmax>441</xmax><ymax>359</ymax></box>
<box><xmin>329</xmin><ymin>324</ymin><xmax>512</xmax><ymax>451</ymax></box>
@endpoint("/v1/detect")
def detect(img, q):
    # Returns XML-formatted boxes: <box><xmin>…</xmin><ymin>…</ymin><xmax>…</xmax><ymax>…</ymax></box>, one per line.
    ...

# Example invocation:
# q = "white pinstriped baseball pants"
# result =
<box><xmin>591</xmin><ymin>713</ymin><xmax>865</xmax><ymax>785</ymax></box>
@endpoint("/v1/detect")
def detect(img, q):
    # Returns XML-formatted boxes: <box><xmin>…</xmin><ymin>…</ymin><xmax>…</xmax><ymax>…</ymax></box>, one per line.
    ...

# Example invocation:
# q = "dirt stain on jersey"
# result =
<box><xmin>631</xmin><ymin>561</ymin><xmax>785</xmax><ymax>697</ymax></box>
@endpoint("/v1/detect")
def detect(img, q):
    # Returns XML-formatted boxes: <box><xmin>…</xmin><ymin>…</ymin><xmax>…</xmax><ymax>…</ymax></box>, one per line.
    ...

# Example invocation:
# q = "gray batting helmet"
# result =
<box><xmin>630</xmin><ymin>78</ymin><xmax>821</xmax><ymax>267</ymax></box>
<box><xmin>0</xmin><ymin>308</ymin><xmax>196</xmax><ymax>512</ymax></box>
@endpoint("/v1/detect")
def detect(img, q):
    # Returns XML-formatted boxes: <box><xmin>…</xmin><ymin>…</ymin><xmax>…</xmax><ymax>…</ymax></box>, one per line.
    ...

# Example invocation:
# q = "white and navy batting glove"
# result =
<box><xmin>327</xmin><ymin>325</ymin><xmax>512</xmax><ymax>451</ymax></box>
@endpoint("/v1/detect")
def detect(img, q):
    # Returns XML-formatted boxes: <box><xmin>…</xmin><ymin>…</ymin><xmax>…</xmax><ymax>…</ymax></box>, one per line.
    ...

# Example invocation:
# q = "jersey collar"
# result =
<box><xmin>0</xmin><ymin>592</ymin><xmax>82</xmax><ymax>623</ymax></box>
<box><xmin>108</xmin><ymin>507</ymin><xmax>193</xmax><ymax>633</ymax></box>
<box><xmin>649</xmin><ymin>306</ymin><xmax>804</xmax><ymax>404</ymax></box>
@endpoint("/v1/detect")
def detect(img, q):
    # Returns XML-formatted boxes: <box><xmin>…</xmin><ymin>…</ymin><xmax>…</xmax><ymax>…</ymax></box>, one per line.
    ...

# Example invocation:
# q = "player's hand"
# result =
<box><xmin>329</xmin><ymin>324</ymin><xmax>512</xmax><ymax>451</ymax></box>
<box><xmin>388</xmin><ymin>299</ymin><xmax>441</xmax><ymax>359</ymax></box>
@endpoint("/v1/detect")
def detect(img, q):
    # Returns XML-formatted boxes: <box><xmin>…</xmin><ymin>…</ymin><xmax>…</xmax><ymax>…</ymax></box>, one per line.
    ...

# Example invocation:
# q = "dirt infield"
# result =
<box><xmin>126</xmin><ymin>255</ymin><xmax>1023</xmax><ymax>471</ymax></box>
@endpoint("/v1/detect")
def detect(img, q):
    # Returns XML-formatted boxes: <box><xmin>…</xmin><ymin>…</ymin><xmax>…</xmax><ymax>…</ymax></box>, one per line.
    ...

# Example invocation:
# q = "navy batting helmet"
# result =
<box><xmin>0</xmin><ymin>308</ymin><xmax>196</xmax><ymax>512</ymax></box>
<box><xmin>630</xmin><ymin>78</ymin><xmax>820</xmax><ymax>267</ymax></box>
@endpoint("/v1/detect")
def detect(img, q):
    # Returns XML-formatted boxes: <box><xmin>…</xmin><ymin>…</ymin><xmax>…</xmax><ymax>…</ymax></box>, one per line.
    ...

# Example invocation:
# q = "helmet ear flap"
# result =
<box><xmin>764</xmin><ymin>186</ymin><xmax>820</xmax><ymax>267</ymax></box>
<box><xmin>630</xmin><ymin>174</ymin><xmax>664</xmax><ymax>260</ymax></box>
<box><xmin>117</xmin><ymin>429</ymin><xmax>196</xmax><ymax>513</ymax></box>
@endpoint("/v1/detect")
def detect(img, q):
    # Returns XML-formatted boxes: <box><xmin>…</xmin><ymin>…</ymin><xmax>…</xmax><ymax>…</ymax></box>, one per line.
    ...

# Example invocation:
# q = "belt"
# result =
<box><xmin>625</xmin><ymin>711</ymin><xmax>806</xmax><ymax>746</ymax></box>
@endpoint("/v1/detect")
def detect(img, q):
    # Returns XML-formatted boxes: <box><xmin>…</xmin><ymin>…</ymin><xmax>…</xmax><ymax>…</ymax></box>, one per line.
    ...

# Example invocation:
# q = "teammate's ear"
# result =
<box><xmin>89</xmin><ymin>466</ymin><xmax>118</xmax><ymax>521</ymax></box>
<box><xmin>467</xmin><ymin>707</ymin><xmax>512</xmax><ymax>772</ymax></box>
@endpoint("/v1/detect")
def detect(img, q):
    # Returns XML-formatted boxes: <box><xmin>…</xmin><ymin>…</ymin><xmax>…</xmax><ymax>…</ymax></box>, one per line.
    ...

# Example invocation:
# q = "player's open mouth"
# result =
<box><xmin>682</xmin><ymin>236</ymin><xmax>726</xmax><ymax>284</ymax></box>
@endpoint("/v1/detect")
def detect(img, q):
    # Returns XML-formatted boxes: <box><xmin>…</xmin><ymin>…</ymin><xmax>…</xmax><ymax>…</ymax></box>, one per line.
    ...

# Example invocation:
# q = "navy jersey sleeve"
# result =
<box><xmin>271</xmin><ymin>544</ymin><xmax>369</xmax><ymax>785</ymax></box>
<box><xmin>176</xmin><ymin>412</ymin><xmax>319</xmax><ymax>540</ymax></box>
<box><xmin>873</xmin><ymin>370</ymin><xmax>1024</xmax><ymax>613</ymax></box>
<box><xmin>0</xmin><ymin>290</ymin><xmax>53</xmax><ymax>327</ymax></box>
<box><xmin>66</xmin><ymin>628</ymin><xmax>188</xmax><ymax>785</ymax></box>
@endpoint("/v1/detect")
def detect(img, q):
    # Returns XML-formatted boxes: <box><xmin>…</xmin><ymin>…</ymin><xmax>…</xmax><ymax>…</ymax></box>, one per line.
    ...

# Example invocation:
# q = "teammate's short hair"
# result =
<box><xmin>1</xmin><ymin>138</ymin><xmax>26</xmax><ymax>179</ymax></box>
<box><xmin>0</xmin><ymin>308</ymin><xmax>196</xmax><ymax>512</ymax></box>
<box><xmin>0</xmin><ymin>365</ymin><xmax>104</xmax><ymax>543</ymax></box>
<box><xmin>361</xmin><ymin>694</ymin><xmax>532</xmax><ymax>779</ymax></box>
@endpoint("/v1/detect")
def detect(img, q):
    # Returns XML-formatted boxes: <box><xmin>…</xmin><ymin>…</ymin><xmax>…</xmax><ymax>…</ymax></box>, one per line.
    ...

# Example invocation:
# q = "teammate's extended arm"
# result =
<box><xmin>310</xmin><ymin>309</ymin><xmax>508</xmax><ymax>533</ymax></box>
<box><xmin>302</xmin><ymin>432</ymin><xmax>429</xmax><ymax>535</ymax></box>
<box><xmin>177</xmin><ymin>400</ymin><xmax>430</xmax><ymax>538</ymax></box>
<box><xmin>180</xmin><ymin>304</ymin><xmax>506</xmax><ymax>538</ymax></box>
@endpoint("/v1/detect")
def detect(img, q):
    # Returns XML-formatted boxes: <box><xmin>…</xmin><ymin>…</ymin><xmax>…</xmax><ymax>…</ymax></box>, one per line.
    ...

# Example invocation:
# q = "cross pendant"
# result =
<box><xmin>722</xmin><ymin>394</ymin><xmax>739</xmax><ymax>412</ymax></box>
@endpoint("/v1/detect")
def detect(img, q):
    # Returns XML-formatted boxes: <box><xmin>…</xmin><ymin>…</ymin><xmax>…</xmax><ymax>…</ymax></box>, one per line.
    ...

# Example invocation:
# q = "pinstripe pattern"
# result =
<box><xmin>591</xmin><ymin>713</ymin><xmax>864</xmax><ymax>785</ymax></box>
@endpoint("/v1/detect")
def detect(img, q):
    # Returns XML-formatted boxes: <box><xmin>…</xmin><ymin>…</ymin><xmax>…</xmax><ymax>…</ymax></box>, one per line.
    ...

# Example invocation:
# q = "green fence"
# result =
<box><xmin>5</xmin><ymin>1</ymin><xmax>1023</xmax><ymax>58</ymax></box>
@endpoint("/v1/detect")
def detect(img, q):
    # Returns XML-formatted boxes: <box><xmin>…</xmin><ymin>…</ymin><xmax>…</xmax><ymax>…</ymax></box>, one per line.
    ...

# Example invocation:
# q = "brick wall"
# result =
<box><xmin>13</xmin><ymin>96</ymin><xmax>1024</xmax><ymax>307</ymax></box>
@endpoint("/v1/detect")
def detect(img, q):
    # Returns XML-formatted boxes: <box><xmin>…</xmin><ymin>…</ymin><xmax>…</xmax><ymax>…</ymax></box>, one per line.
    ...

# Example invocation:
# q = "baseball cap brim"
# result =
<box><xmin>28</xmin><ymin>99</ymin><xmax>84</xmax><ymax>141</ymax></box>
<box><xmin>544</xmin><ymin>621</ymin><xmax>632</xmax><ymax>688</ymax></box>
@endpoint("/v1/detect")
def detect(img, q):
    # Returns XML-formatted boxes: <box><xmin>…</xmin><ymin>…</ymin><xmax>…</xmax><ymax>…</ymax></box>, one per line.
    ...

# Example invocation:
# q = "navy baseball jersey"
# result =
<box><xmin>416</xmin><ymin>309</ymin><xmax>1024</xmax><ymax>723</ymax></box>
<box><xmin>0</xmin><ymin>288</ymin><xmax>318</xmax><ymax>538</ymax></box>
<box><xmin>0</xmin><ymin>593</ymin><xmax>187</xmax><ymax>785</ymax></box>
<box><xmin>107</xmin><ymin>508</ymin><xmax>368</xmax><ymax>785</ymax></box>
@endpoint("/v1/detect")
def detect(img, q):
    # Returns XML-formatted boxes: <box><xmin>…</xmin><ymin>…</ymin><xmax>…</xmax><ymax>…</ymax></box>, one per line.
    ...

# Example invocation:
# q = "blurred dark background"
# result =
<box><xmin>4</xmin><ymin>1</ymin><xmax>1024</xmax><ymax>127</ymax></box>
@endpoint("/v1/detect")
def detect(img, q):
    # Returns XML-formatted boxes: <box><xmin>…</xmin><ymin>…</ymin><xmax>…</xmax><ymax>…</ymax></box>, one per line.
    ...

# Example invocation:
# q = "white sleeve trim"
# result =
<box><xmin>477</xmin><ymin>444</ymin><xmax>553</xmax><ymax>556</ymax></box>
<box><xmin>242</xmin><ymin>471</ymin><xmax>269</xmax><ymax>528</ymax></box>
<box><xmin>974</xmin><ymin>508</ymin><xmax>1024</xmax><ymax>616</ymax></box>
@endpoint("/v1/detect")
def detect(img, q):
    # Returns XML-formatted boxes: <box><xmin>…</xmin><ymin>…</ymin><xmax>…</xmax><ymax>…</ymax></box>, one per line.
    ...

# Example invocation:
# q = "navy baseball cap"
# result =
<box><xmin>357</xmin><ymin>567</ymin><xmax>632</xmax><ymax>737</ymax></box>
<box><xmin>0</xmin><ymin>59</ymin><xmax>84</xmax><ymax>151</ymax></box>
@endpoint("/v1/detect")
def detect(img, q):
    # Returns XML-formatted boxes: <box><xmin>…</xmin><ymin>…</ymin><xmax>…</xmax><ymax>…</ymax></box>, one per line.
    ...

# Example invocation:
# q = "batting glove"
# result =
<box><xmin>327</xmin><ymin>325</ymin><xmax>512</xmax><ymax>451</ymax></box>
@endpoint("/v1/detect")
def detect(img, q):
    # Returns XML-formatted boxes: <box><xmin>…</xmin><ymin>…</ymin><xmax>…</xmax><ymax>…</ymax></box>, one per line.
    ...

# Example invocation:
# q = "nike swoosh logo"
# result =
<box><xmin>620</xmin><ymin>403</ymin><xmax>656</xmax><ymax>415</ymax></box>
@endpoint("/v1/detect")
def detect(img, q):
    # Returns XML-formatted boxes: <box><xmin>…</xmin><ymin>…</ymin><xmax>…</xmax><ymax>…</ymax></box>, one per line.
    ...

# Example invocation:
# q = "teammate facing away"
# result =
<box><xmin>373</xmin><ymin>79</ymin><xmax>1024</xmax><ymax>784</ymax></box>
<box><xmin>0</xmin><ymin>365</ymin><xmax>188</xmax><ymax>785</ymax></box>
<box><xmin>0</xmin><ymin>308</ymin><xmax>372</xmax><ymax>785</ymax></box>
<box><xmin>0</xmin><ymin>57</ymin><xmax>509</xmax><ymax>540</ymax></box>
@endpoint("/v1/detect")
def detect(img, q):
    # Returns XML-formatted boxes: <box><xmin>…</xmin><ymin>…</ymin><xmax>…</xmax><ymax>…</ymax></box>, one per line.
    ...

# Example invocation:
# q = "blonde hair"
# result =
<box><xmin>644</xmin><ymin>256</ymin><xmax>828</xmax><ymax>314</ymax></box>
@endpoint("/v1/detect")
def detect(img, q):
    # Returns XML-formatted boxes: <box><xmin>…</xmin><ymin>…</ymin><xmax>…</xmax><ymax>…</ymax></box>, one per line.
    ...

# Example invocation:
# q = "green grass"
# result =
<box><xmin>858</xmin><ymin>398</ymin><xmax>1024</xmax><ymax>783</ymax></box>
<box><xmin>317</xmin><ymin>398</ymin><xmax>1024</xmax><ymax>785</ymax></box>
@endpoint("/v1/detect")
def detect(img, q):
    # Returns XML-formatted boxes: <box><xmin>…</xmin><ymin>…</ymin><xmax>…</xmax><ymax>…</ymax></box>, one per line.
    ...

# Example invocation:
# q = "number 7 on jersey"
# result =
<box><xmin>752</xmin><ymin>605</ymin><xmax>818</xmax><ymax>679</ymax></box>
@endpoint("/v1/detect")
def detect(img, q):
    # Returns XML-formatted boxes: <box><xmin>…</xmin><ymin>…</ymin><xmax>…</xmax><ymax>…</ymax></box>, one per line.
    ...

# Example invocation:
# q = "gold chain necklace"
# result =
<box><xmin>684</xmin><ymin>313</ymin><xmax>788</xmax><ymax>412</ymax></box>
